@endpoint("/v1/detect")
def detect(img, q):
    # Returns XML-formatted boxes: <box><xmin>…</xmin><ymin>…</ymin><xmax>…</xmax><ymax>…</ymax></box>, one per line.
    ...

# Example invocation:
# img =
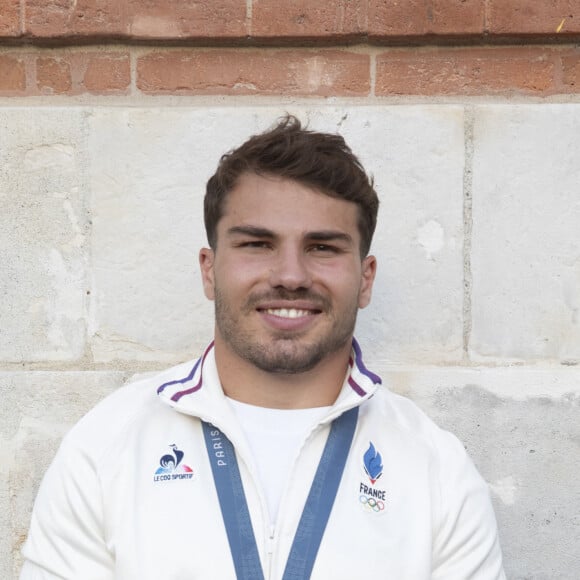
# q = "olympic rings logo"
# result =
<box><xmin>359</xmin><ymin>494</ymin><xmax>385</xmax><ymax>512</ymax></box>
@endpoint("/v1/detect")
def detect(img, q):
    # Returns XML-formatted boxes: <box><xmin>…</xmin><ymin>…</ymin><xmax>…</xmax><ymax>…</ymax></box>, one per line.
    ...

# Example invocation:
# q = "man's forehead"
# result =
<box><xmin>221</xmin><ymin>174</ymin><xmax>357</xmax><ymax>216</ymax></box>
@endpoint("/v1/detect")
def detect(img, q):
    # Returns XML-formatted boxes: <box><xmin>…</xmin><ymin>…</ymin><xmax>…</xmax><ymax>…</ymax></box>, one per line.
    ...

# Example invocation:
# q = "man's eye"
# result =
<box><xmin>239</xmin><ymin>241</ymin><xmax>271</xmax><ymax>249</ymax></box>
<box><xmin>310</xmin><ymin>244</ymin><xmax>338</xmax><ymax>254</ymax></box>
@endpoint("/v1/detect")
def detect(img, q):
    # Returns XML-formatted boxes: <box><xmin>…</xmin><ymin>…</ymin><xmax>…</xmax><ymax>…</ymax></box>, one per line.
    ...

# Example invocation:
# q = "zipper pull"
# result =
<box><xmin>267</xmin><ymin>524</ymin><xmax>276</xmax><ymax>553</ymax></box>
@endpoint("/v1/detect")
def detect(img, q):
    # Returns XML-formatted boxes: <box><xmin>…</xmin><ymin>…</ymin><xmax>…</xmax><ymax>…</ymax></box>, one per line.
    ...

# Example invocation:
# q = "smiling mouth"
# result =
<box><xmin>262</xmin><ymin>308</ymin><xmax>320</xmax><ymax>319</ymax></box>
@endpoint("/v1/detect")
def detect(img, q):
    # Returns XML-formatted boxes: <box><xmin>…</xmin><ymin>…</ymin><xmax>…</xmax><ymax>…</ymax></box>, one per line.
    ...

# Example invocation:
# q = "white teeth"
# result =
<box><xmin>266</xmin><ymin>308</ymin><xmax>312</xmax><ymax>319</ymax></box>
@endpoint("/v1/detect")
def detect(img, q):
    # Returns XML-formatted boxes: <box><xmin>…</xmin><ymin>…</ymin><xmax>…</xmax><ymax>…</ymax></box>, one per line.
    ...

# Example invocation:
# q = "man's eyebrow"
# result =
<box><xmin>226</xmin><ymin>226</ymin><xmax>353</xmax><ymax>245</ymax></box>
<box><xmin>306</xmin><ymin>231</ymin><xmax>354</xmax><ymax>244</ymax></box>
<box><xmin>227</xmin><ymin>225</ymin><xmax>275</xmax><ymax>238</ymax></box>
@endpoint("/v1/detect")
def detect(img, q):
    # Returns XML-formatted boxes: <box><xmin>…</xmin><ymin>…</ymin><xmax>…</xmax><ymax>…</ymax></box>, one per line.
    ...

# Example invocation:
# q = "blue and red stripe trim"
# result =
<box><xmin>347</xmin><ymin>338</ymin><xmax>382</xmax><ymax>396</ymax></box>
<box><xmin>156</xmin><ymin>341</ymin><xmax>214</xmax><ymax>400</ymax></box>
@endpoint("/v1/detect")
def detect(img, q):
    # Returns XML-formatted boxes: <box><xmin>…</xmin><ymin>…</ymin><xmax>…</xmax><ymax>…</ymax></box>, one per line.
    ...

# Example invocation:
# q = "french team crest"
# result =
<box><xmin>153</xmin><ymin>444</ymin><xmax>194</xmax><ymax>482</ymax></box>
<box><xmin>358</xmin><ymin>442</ymin><xmax>387</xmax><ymax>513</ymax></box>
<box><xmin>363</xmin><ymin>442</ymin><xmax>383</xmax><ymax>484</ymax></box>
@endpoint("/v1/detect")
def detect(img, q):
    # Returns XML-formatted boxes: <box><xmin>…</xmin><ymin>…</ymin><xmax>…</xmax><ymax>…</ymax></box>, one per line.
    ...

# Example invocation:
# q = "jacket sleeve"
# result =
<box><xmin>431</xmin><ymin>431</ymin><xmax>507</xmax><ymax>580</ymax></box>
<box><xmin>20</xmin><ymin>436</ymin><xmax>115</xmax><ymax>579</ymax></box>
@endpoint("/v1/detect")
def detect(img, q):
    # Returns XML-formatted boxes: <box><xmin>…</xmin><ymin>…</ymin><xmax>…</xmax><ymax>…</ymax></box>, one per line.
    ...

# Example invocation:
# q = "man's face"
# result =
<box><xmin>199</xmin><ymin>172</ymin><xmax>376</xmax><ymax>374</ymax></box>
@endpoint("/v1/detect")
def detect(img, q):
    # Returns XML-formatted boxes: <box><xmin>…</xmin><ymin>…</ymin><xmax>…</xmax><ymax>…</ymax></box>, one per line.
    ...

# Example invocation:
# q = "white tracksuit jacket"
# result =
<box><xmin>21</xmin><ymin>341</ymin><xmax>506</xmax><ymax>579</ymax></box>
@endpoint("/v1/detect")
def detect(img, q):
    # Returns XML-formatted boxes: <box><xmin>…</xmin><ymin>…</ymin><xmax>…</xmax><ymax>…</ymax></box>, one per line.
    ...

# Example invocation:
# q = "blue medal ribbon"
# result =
<box><xmin>202</xmin><ymin>406</ymin><xmax>358</xmax><ymax>580</ymax></box>
<box><xmin>202</xmin><ymin>421</ymin><xmax>265</xmax><ymax>580</ymax></box>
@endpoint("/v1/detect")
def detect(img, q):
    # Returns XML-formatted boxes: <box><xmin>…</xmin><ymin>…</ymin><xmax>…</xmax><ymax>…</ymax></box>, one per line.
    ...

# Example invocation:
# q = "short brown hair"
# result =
<box><xmin>204</xmin><ymin>115</ymin><xmax>379</xmax><ymax>257</ymax></box>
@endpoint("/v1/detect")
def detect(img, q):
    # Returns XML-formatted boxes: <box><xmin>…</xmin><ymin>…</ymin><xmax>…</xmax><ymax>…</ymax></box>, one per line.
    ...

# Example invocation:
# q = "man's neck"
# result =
<box><xmin>213</xmin><ymin>340</ymin><xmax>352</xmax><ymax>409</ymax></box>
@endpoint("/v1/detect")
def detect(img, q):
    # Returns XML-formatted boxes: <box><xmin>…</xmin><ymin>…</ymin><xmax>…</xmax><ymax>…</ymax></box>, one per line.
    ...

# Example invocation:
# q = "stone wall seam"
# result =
<box><xmin>462</xmin><ymin>106</ymin><xmax>475</xmax><ymax>362</ymax></box>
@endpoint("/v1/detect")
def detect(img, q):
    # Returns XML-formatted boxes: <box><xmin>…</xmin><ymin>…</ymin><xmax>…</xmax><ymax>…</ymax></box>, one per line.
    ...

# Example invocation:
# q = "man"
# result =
<box><xmin>21</xmin><ymin>116</ymin><xmax>505</xmax><ymax>579</ymax></box>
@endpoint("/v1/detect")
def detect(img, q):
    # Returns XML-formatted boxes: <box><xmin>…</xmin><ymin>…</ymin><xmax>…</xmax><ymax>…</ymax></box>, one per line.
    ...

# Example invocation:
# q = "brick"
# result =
<box><xmin>369</xmin><ymin>0</ymin><xmax>485</xmax><ymax>38</ymax></box>
<box><xmin>562</xmin><ymin>52</ymin><xmax>580</xmax><ymax>88</ymax></box>
<box><xmin>252</xmin><ymin>0</ymin><xmax>366</xmax><ymax>38</ymax></box>
<box><xmin>137</xmin><ymin>50</ymin><xmax>370</xmax><ymax>96</ymax></box>
<box><xmin>127</xmin><ymin>0</ymin><xmax>246</xmax><ymax>39</ymax></box>
<box><xmin>488</xmin><ymin>0</ymin><xmax>580</xmax><ymax>35</ymax></box>
<box><xmin>0</xmin><ymin>0</ymin><xmax>20</xmax><ymax>36</ymax></box>
<box><xmin>376</xmin><ymin>48</ymin><xmax>556</xmax><ymax>95</ymax></box>
<box><xmin>0</xmin><ymin>55</ymin><xmax>26</xmax><ymax>94</ymax></box>
<box><xmin>24</xmin><ymin>0</ymin><xmax>125</xmax><ymax>37</ymax></box>
<box><xmin>81</xmin><ymin>53</ymin><xmax>130</xmax><ymax>94</ymax></box>
<box><xmin>431</xmin><ymin>0</ymin><xmax>486</xmax><ymax>35</ymax></box>
<box><xmin>28</xmin><ymin>51</ymin><xmax>130</xmax><ymax>96</ymax></box>
<box><xmin>369</xmin><ymin>0</ymin><xmax>428</xmax><ymax>36</ymax></box>
<box><xmin>36</xmin><ymin>57</ymin><xmax>72</xmax><ymax>94</ymax></box>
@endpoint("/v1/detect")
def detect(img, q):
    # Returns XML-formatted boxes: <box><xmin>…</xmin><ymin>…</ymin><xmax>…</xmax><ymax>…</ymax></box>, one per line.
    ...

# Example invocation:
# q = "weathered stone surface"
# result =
<box><xmin>471</xmin><ymin>105</ymin><xmax>580</xmax><ymax>362</ymax></box>
<box><xmin>88</xmin><ymin>106</ymin><xmax>464</xmax><ymax>364</ymax></box>
<box><xmin>335</xmin><ymin>106</ymin><xmax>465</xmax><ymax>363</ymax></box>
<box><xmin>381</xmin><ymin>366</ymin><xmax>580</xmax><ymax>580</ymax></box>
<box><xmin>87</xmin><ymin>108</ymin><xmax>250</xmax><ymax>362</ymax></box>
<box><xmin>3</xmin><ymin>103</ymin><xmax>580</xmax><ymax>580</ymax></box>
<box><xmin>0</xmin><ymin>371</ymin><xmax>125</xmax><ymax>578</ymax></box>
<box><xmin>0</xmin><ymin>109</ymin><xmax>88</xmax><ymax>362</ymax></box>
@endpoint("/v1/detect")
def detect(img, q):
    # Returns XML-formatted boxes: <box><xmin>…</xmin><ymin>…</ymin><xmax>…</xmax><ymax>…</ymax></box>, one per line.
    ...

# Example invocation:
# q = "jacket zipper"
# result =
<box><xmin>266</xmin><ymin>524</ymin><xmax>276</xmax><ymax>579</ymax></box>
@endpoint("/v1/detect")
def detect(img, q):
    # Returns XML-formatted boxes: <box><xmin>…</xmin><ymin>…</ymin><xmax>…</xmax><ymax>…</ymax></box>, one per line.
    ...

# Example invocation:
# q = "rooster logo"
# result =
<box><xmin>155</xmin><ymin>444</ymin><xmax>193</xmax><ymax>475</ymax></box>
<box><xmin>363</xmin><ymin>442</ymin><xmax>383</xmax><ymax>484</ymax></box>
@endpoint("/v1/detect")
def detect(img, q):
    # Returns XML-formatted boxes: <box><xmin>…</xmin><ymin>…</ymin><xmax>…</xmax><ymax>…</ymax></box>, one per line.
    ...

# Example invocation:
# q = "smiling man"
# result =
<box><xmin>21</xmin><ymin>116</ymin><xmax>506</xmax><ymax>579</ymax></box>
<box><xmin>201</xmin><ymin>171</ymin><xmax>376</xmax><ymax>408</ymax></box>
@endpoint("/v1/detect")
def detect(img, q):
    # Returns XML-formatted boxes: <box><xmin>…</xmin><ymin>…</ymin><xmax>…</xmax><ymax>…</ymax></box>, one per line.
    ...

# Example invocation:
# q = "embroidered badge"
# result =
<box><xmin>153</xmin><ymin>444</ymin><xmax>194</xmax><ymax>482</ymax></box>
<box><xmin>358</xmin><ymin>442</ymin><xmax>386</xmax><ymax>513</ymax></box>
<box><xmin>363</xmin><ymin>442</ymin><xmax>383</xmax><ymax>484</ymax></box>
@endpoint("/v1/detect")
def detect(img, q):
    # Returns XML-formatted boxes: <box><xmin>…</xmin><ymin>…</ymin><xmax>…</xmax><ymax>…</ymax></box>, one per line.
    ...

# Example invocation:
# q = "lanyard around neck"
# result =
<box><xmin>202</xmin><ymin>406</ymin><xmax>359</xmax><ymax>580</ymax></box>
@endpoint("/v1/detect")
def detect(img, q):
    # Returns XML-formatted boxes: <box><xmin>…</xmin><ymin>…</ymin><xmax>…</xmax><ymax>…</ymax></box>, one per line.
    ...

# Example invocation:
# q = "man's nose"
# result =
<box><xmin>268</xmin><ymin>247</ymin><xmax>312</xmax><ymax>290</ymax></box>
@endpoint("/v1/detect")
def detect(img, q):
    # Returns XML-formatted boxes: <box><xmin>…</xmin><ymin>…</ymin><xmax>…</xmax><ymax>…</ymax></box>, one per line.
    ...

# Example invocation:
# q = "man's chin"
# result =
<box><xmin>241</xmin><ymin>341</ymin><xmax>321</xmax><ymax>374</ymax></box>
<box><xmin>252</xmin><ymin>357</ymin><xmax>322</xmax><ymax>375</ymax></box>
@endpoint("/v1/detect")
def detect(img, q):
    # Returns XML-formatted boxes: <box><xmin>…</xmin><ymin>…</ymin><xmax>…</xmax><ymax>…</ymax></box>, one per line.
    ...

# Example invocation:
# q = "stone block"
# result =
<box><xmin>87</xmin><ymin>108</ymin><xmax>257</xmax><ymax>362</ymax></box>
<box><xmin>381</xmin><ymin>366</ymin><xmax>580</xmax><ymax>580</ymax></box>
<box><xmin>0</xmin><ymin>109</ymin><xmax>88</xmax><ymax>362</ymax></box>
<box><xmin>337</xmin><ymin>107</ymin><xmax>466</xmax><ymax>363</ymax></box>
<box><xmin>0</xmin><ymin>371</ymin><xmax>125</xmax><ymax>578</ymax></box>
<box><xmin>88</xmin><ymin>106</ymin><xmax>465</xmax><ymax>364</ymax></box>
<box><xmin>471</xmin><ymin>105</ymin><xmax>580</xmax><ymax>362</ymax></box>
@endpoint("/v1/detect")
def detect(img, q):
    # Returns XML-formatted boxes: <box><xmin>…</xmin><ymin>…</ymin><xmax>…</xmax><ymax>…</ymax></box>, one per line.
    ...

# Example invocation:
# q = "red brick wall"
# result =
<box><xmin>1</xmin><ymin>0</ymin><xmax>579</xmax><ymax>96</ymax></box>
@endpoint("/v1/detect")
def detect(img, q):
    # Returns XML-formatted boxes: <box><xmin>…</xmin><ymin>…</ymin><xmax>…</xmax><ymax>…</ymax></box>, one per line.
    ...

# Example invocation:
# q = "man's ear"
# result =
<box><xmin>358</xmin><ymin>255</ymin><xmax>377</xmax><ymax>309</ymax></box>
<box><xmin>199</xmin><ymin>247</ymin><xmax>216</xmax><ymax>301</ymax></box>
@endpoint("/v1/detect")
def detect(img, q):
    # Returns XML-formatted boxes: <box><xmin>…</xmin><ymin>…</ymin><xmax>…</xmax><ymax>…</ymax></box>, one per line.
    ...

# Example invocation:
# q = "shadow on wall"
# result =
<box><xmin>426</xmin><ymin>384</ymin><xmax>580</xmax><ymax>580</ymax></box>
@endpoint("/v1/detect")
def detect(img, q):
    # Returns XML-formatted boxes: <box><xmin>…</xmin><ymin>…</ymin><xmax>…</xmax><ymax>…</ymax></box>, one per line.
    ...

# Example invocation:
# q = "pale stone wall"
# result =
<box><xmin>1</xmin><ymin>102</ymin><xmax>579</xmax><ymax>579</ymax></box>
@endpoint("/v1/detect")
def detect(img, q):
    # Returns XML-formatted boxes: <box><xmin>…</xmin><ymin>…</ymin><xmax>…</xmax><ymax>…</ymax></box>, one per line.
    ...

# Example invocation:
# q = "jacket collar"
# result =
<box><xmin>156</xmin><ymin>338</ymin><xmax>381</xmax><ymax>429</ymax></box>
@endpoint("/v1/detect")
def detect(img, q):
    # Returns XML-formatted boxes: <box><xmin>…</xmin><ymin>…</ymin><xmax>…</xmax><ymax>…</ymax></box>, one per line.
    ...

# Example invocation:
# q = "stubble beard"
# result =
<box><xmin>213</xmin><ymin>286</ymin><xmax>359</xmax><ymax>374</ymax></box>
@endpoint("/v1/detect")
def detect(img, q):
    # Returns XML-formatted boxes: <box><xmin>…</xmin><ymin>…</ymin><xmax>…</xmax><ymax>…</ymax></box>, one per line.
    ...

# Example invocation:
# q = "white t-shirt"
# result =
<box><xmin>227</xmin><ymin>397</ymin><xmax>331</xmax><ymax>526</ymax></box>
